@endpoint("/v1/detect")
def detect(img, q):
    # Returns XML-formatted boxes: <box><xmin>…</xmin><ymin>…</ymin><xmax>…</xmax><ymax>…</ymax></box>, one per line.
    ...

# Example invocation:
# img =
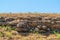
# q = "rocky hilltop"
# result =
<box><xmin>0</xmin><ymin>13</ymin><xmax>60</xmax><ymax>33</ymax></box>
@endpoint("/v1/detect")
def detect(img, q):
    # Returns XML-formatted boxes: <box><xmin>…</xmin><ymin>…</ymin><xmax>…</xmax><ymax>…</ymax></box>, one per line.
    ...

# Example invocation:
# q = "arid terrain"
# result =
<box><xmin>0</xmin><ymin>13</ymin><xmax>60</xmax><ymax>40</ymax></box>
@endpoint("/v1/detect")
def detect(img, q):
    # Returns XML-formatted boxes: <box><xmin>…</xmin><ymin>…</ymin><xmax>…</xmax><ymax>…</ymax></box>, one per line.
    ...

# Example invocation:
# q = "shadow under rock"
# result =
<box><xmin>18</xmin><ymin>31</ymin><xmax>30</xmax><ymax>36</ymax></box>
<box><xmin>17</xmin><ymin>28</ymin><xmax>60</xmax><ymax>36</ymax></box>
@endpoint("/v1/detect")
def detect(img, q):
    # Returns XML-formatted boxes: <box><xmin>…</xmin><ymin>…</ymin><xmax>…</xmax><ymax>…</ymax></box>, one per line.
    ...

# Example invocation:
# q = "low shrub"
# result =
<box><xmin>53</xmin><ymin>30</ymin><xmax>60</xmax><ymax>39</ymax></box>
<box><xmin>0</xmin><ymin>32</ymin><xmax>4</xmax><ymax>37</ymax></box>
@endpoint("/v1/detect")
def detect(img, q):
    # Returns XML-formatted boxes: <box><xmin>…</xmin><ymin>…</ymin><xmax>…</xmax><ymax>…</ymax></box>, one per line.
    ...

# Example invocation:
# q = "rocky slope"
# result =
<box><xmin>0</xmin><ymin>14</ymin><xmax>60</xmax><ymax>33</ymax></box>
<box><xmin>0</xmin><ymin>13</ymin><xmax>60</xmax><ymax>40</ymax></box>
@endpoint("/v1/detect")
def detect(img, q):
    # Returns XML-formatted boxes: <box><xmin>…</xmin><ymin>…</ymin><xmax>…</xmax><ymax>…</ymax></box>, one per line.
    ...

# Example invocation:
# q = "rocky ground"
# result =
<box><xmin>0</xmin><ymin>13</ymin><xmax>60</xmax><ymax>40</ymax></box>
<box><xmin>0</xmin><ymin>26</ymin><xmax>59</xmax><ymax>40</ymax></box>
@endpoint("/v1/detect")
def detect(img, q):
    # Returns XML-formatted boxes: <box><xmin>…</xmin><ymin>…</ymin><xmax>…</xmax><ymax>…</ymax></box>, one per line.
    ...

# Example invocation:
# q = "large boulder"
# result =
<box><xmin>7</xmin><ymin>20</ymin><xmax>18</xmax><ymax>27</ymax></box>
<box><xmin>0</xmin><ymin>17</ymin><xmax>7</xmax><ymax>26</ymax></box>
<box><xmin>37</xmin><ymin>24</ymin><xmax>51</xmax><ymax>32</ymax></box>
<box><xmin>50</xmin><ymin>24</ymin><xmax>60</xmax><ymax>29</ymax></box>
<box><xmin>6</xmin><ymin>17</ymin><xmax>15</xmax><ymax>22</ymax></box>
<box><xmin>28</xmin><ymin>21</ymin><xmax>38</xmax><ymax>27</ymax></box>
<box><xmin>0</xmin><ymin>22</ymin><xmax>8</xmax><ymax>26</ymax></box>
<box><xmin>0</xmin><ymin>17</ymin><xmax>6</xmax><ymax>22</ymax></box>
<box><xmin>16</xmin><ymin>20</ymin><xmax>30</xmax><ymax>32</ymax></box>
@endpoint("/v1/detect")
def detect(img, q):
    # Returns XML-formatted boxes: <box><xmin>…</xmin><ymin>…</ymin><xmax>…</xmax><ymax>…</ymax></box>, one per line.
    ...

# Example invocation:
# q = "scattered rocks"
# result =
<box><xmin>0</xmin><ymin>16</ymin><xmax>60</xmax><ymax>33</ymax></box>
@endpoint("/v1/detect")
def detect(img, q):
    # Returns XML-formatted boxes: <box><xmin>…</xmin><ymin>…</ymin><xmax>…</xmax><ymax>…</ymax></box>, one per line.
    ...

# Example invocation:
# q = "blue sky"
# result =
<box><xmin>0</xmin><ymin>0</ymin><xmax>60</xmax><ymax>13</ymax></box>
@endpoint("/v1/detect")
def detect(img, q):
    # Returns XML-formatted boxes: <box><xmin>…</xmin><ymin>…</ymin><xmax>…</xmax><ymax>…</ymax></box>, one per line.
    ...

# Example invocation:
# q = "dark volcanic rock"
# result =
<box><xmin>16</xmin><ymin>20</ymin><xmax>30</xmax><ymax>32</ymax></box>
<box><xmin>0</xmin><ymin>17</ymin><xmax>6</xmax><ymax>22</ymax></box>
<box><xmin>0</xmin><ymin>16</ymin><xmax>60</xmax><ymax>33</ymax></box>
<box><xmin>6</xmin><ymin>17</ymin><xmax>15</xmax><ymax>22</ymax></box>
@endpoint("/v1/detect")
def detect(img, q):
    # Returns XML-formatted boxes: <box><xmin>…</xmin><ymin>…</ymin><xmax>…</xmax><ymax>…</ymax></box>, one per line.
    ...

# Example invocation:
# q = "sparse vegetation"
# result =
<box><xmin>53</xmin><ymin>30</ymin><xmax>60</xmax><ymax>39</ymax></box>
<box><xmin>0</xmin><ymin>32</ymin><xmax>3</xmax><ymax>37</ymax></box>
<box><xmin>0</xmin><ymin>13</ymin><xmax>59</xmax><ymax>40</ymax></box>
<box><xmin>5</xmin><ymin>31</ymin><xmax>12</xmax><ymax>37</ymax></box>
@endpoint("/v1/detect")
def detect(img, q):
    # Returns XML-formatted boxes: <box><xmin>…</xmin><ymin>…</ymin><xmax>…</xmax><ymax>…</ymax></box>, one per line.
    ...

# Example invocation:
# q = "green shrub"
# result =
<box><xmin>0</xmin><ymin>32</ymin><xmax>3</xmax><ymax>37</ymax></box>
<box><xmin>30</xmin><ymin>29</ymin><xmax>33</xmax><ymax>32</ymax></box>
<box><xmin>53</xmin><ymin>31</ymin><xmax>60</xmax><ymax>39</ymax></box>
<box><xmin>11</xmin><ymin>27</ymin><xmax>16</xmax><ymax>30</ymax></box>
<box><xmin>5</xmin><ymin>26</ymin><xmax>12</xmax><ymax>31</ymax></box>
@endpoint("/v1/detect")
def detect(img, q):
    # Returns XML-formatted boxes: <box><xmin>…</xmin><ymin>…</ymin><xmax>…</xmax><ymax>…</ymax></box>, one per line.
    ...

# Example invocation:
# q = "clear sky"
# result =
<box><xmin>0</xmin><ymin>0</ymin><xmax>60</xmax><ymax>13</ymax></box>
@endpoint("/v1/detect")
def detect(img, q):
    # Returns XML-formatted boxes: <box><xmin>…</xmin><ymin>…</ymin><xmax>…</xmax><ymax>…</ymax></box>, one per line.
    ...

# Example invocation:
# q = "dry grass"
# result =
<box><xmin>0</xmin><ymin>13</ymin><xmax>60</xmax><ymax>40</ymax></box>
<box><xmin>0</xmin><ymin>27</ymin><xmax>59</xmax><ymax>40</ymax></box>
<box><xmin>0</xmin><ymin>13</ymin><xmax>60</xmax><ymax>17</ymax></box>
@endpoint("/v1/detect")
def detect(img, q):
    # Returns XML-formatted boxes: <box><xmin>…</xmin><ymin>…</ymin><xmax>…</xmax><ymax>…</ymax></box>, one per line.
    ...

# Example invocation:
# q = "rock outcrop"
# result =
<box><xmin>0</xmin><ymin>16</ymin><xmax>60</xmax><ymax>32</ymax></box>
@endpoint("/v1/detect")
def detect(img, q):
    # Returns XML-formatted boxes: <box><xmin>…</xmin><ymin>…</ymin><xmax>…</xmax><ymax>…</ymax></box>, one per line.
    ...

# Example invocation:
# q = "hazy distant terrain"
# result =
<box><xmin>0</xmin><ymin>13</ymin><xmax>60</xmax><ymax>17</ymax></box>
